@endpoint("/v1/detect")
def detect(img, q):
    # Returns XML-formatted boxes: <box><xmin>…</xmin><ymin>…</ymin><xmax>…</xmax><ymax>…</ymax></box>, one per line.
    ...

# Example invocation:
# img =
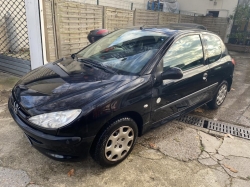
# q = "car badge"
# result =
<box><xmin>13</xmin><ymin>101</ymin><xmax>20</xmax><ymax>114</ymax></box>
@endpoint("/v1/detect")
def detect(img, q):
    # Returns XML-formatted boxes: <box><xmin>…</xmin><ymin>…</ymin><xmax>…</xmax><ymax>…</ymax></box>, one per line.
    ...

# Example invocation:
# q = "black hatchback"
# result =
<box><xmin>8</xmin><ymin>26</ymin><xmax>235</xmax><ymax>167</ymax></box>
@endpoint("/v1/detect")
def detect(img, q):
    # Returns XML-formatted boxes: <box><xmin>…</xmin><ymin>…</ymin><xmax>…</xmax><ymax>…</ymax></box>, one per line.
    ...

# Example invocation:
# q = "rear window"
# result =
<box><xmin>203</xmin><ymin>34</ymin><xmax>222</xmax><ymax>64</ymax></box>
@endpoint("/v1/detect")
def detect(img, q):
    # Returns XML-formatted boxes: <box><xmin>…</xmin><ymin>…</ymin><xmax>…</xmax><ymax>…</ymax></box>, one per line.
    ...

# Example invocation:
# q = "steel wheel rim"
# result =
<box><xmin>105</xmin><ymin>126</ymin><xmax>134</xmax><ymax>162</ymax></box>
<box><xmin>216</xmin><ymin>84</ymin><xmax>227</xmax><ymax>106</ymax></box>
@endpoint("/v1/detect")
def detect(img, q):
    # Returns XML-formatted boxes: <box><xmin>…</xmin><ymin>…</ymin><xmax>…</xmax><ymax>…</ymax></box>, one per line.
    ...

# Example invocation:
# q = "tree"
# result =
<box><xmin>229</xmin><ymin>0</ymin><xmax>250</xmax><ymax>45</ymax></box>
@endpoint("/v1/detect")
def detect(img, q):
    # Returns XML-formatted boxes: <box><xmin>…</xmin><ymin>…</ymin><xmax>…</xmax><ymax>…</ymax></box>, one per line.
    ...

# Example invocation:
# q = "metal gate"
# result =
<box><xmin>0</xmin><ymin>0</ymin><xmax>31</xmax><ymax>76</ymax></box>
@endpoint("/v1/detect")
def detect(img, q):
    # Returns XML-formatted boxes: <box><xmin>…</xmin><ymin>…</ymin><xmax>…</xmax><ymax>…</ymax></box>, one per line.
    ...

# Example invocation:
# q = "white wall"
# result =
<box><xmin>177</xmin><ymin>0</ymin><xmax>238</xmax><ymax>17</ymax></box>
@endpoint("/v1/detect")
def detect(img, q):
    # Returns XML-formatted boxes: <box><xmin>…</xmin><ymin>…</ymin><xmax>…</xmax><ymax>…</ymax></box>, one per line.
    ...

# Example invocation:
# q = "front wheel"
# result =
<box><xmin>91</xmin><ymin>117</ymin><xmax>138</xmax><ymax>167</ymax></box>
<box><xmin>207</xmin><ymin>81</ymin><xmax>228</xmax><ymax>109</ymax></box>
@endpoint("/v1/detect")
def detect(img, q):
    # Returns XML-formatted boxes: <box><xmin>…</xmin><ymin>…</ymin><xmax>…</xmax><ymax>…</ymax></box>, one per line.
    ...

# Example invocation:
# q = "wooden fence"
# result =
<box><xmin>43</xmin><ymin>0</ymin><xmax>229</xmax><ymax>61</ymax></box>
<box><xmin>43</xmin><ymin>0</ymin><xmax>57</xmax><ymax>62</ymax></box>
<box><xmin>159</xmin><ymin>12</ymin><xmax>179</xmax><ymax>25</ymax></box>
<box><xmin>179</xmin><ymin>15</ymin><xmax>195</xmax><ymax>23</ymax></box>
<box><xmin>194</xmin><ymin>17</ymin><xmax>228</xmax><ymax>40</ymax></box>
<box><xmin>104</xmin><ymin>7</ymin><xmax>134</xmax><ymax>31</ymax></box>
<box><xmin>134</xmin><ymin>9</ymin><xmax>159</xmax><ymax>25</ymax></box>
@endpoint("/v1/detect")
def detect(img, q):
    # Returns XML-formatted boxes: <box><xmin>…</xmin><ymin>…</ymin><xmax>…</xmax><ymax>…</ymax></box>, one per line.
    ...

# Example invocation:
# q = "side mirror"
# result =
<box><xmin>161</xmin><ymin>67</ymin><xmax>183</xmax><ymax>80</ymax></box>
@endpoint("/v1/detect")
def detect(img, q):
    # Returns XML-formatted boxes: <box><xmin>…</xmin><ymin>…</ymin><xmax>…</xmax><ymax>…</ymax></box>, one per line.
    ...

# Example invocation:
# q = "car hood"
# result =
<box><xmin>13</xmin><ymin>58</ymin><xmax>138</xmax><ymax>115</ymax></box>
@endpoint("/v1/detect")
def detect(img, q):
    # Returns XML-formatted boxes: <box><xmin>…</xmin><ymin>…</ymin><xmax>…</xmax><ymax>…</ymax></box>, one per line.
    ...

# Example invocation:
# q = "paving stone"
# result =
<box><xmin>243</xmin><ymin>108</ymin><xmax>250</xmax><ymax>118</ymax></box>
<box><xmin>198</xmin><ymin>151</ymin><xmax>210</xmax><ymax>159</ymax></box>
<box><xmin>188</xmin><ymin>168</ymin><xmax>230</xmax><ymax>187</ymax></box>
<box><xmin>0</xmin><ymin>167</ymin><xmax>30</xmax><ymax>187</ymax></box>
<box><xmin>199</xmin><ymin>131</ymin><xmax>222</xmax><ymax>153</ymax></box>
<box><xmin>198</xmin><ymin>158</ymin><xmax>218</xmax><ymax>166</ymax></box>
<box><xmin>218</xmin><ymin>137</ymin><xmax>250</xmax><ymax>158</ymax></box>
<box><xmin>212</xmin><ymin>154</ymin><xmax>225</xmax><ymax>161</ymax></box>
<box><xmin>220</xmin><ymin>156</ymin><xmax>250</xmax><ymax>178</ymax></box>
<box><xmin>138</xmin><ymin>149</ymin><xmax>164</xmax><ymax>160</ymax></box>
<box><xmin>231</xmin><ymin>179</ymin><xmax>250</xmax><ymax>187</ymax></box>
<box><xmin>156</xmin><ymin>128</ymin><xmax>201</xmax><ymax>161</ymax></box>
<box><xmin>28</xmin><ymin>185</ymin><xmax>40</xmax><ymax>187</ymax></box>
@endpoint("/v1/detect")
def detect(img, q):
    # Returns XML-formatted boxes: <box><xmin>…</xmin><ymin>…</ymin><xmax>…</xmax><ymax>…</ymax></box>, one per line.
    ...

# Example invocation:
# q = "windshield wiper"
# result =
<box><xmin>77</xmin><ymin>58</ymin><xmax>118</xmax><ymax>75</ymax></box>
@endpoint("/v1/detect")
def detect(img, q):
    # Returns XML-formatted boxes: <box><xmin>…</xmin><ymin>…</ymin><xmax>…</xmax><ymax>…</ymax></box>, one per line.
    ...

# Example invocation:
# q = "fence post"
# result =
<box><xmin>52</xmin><ymin>0</ymin><xmax>62</xmax><ymax>59</ymax></box>
<box><xmin>103</xmin><ymin>6</ymin><xmax>106</xmax><ymax>29</ymax></box>
<box><xmin>157</xmin><ymin>12</ymin><xmax>160</xmax><ymax>25</ymax></box>
<box><xmin>133</xmin><ymin>9</ymin><xmax>136</xmax><ymax>26</ymax></box>
<box><xmin>25</xmin><ymin>0</ymin><xmax>44</xmax><ymax>69</ymax></box>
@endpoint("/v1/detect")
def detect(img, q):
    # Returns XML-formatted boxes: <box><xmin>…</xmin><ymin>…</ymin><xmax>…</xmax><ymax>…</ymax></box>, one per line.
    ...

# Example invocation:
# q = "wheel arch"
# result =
<box><xmin>225</xmin><ymin>77</ymin><xmax>233</xmax><ymax>92</ymax></box>
<box><xmin>89</xmin><ymin>111</ymin><xmax>144</xmax><ymax>155</ymax></box>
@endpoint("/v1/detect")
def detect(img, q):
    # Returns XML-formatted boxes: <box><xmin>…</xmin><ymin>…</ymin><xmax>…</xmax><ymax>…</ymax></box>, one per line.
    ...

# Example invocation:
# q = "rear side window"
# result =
<box><xmin>203</xmin><ymin>34</ymin><xmax>222</xmax><ymax>64</ymax></box>
<box><xmin>163</xmin><ymin>35</ymin><xmax>204</xmax><ymax>71</ymax></box>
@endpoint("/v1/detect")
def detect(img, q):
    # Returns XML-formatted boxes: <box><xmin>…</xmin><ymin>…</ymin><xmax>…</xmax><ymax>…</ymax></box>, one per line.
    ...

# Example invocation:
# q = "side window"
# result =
<box><xmin>163</xmin><ymin>35</ymin><xmax>204</xmax><ymax>71</ymax></box>
<box><xmin>203</xmin><ymin>34</ymin><xmax>222</xmax><ymax>64</ymax></box>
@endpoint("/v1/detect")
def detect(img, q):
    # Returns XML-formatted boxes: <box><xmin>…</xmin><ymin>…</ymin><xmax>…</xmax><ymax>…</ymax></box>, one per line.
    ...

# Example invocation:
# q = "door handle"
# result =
<box><xmin>203</xmin><ymin>73</ymin><xmax>208</xmax><ymax>81</ymax></box>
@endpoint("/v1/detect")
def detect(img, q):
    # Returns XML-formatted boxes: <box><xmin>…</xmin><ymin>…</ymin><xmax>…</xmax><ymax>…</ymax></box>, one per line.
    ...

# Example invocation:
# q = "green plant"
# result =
<box><xmin>228</xmin><ymin>1</ymin><xmax>250</xmax><ymax>44</ymax></box>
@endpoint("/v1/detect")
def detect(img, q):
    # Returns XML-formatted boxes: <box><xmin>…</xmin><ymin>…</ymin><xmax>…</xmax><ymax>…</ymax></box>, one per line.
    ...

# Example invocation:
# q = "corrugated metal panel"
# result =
<box><xmin>0</xmin><ymin>54</ymin><xmax>31</xmax><ymax>76</ymax></box>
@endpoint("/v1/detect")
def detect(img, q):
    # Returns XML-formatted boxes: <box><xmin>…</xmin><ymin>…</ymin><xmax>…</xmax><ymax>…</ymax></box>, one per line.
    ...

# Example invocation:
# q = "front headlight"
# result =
<box><xmin>28</xmin><ymin>109</ymin><xmax>82</xmax><ymax>129</ymax></box>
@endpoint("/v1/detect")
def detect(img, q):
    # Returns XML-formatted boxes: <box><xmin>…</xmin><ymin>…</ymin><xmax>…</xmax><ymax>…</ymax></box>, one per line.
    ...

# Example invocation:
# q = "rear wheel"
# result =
<box><xmin>91</xmin><ymin>117</ymin><xmax>138</xmax><ymax>167</ymax></box>
<box><xmin>207</xmin><ymin>81</ymin><xmax>228</xmax><ymax>109</ymax></box>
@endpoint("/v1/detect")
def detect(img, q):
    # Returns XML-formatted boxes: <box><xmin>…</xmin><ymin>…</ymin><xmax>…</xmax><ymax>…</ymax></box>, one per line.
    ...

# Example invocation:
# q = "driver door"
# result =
<box><xmin>151</xmin><ymin>34</ymin><xmax>213</xmax><ymax>126</ymax></box>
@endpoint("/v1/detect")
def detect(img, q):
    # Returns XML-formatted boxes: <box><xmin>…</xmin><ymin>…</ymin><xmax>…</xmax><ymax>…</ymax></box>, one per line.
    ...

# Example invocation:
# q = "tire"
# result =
<box><xmin>207</xmin><ymin>81</ymin><xmax>228</xmax><ymax>109</ymax></box>
<box><xmin>91</xmin><ymin>116</ymin><xmax>138</xmax><ymax>167</ymax></box>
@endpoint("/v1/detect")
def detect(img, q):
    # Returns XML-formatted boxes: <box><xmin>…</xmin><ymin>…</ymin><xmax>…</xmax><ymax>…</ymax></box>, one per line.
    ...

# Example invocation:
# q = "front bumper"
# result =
<box><xmin>8</xmin><ymin>98</ymin><xmax>94</xmax><ymax>161</ymax></box>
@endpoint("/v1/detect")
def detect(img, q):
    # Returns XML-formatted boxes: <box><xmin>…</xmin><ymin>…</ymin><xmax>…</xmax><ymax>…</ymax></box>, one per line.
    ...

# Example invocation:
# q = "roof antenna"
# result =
<box><xmin>140</xmin><ymin>25</ymin><xmax>145</xmax><ymax>30</ymax></box>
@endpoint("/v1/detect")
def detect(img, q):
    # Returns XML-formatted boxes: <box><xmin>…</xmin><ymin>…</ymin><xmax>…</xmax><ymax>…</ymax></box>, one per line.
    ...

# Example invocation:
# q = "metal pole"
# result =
<box><xmin>25</xmin><ymin>0</ymin><xmax>44</xmax><ymax>69</ymax></box>
<box><xmin>97</xmin><ymin>0</ymin><xmax>99</xmax><ymax>5</ymax></box>
<box><xmin>131</xmin><ymin>3</ymin><xmax>133</xmax><ymax>10</ymax></box>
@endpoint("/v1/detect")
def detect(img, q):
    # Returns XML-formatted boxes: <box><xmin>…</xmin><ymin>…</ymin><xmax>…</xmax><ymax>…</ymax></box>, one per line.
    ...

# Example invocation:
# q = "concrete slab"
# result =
<box><xmin>0</xmin><ymin>167</ymin><xmax>31</xmax><ymax>187</ymax></box>
<box><xmin>155</xmin><ymin>126</ymin><xmax>201</xmax><ymax>161</ymax></box>
<box><xmin>199</xmin><ymin>131</ymin><xmax>222</xmax><ymax>153</ymax></box>
<box><xmin>187</xmin><ymin>168</ymin><xmax>230</xmax><ymax>187</ymax></box>
<box><xmin>199</xmin><ymin>151</ymin><xmax>210</xmax><ymax>159</ymax></box>
<box><xmin>138</xmin><ymin>149</ymin><xmax>164</xmax><ymax>160</ymax></box>
<box><xmin>0</xmin><ymin>72</ymin><xmax>19</xmax><ymax>91</ymax></box>
<box><xmin>220</xmin><ymin>156</ymin><xmax>250</xmax><ymax>178</ymax></box>
<box><xmin>218</xmin><ymin>137</ymin><xmax>250</xmax><ymax>158</ymax></box>
<box><xmin>211</xmin><ymin>154</ymin><xmax>224</xmax><ymax>161</ymax></box>
<box><xmin>231</xmin><ymin>179</ymin><xmax>250</xmax><ymax>187</ymax></box>
<box><xmin>198</xmin><ymin>158</ymin><xmax>218</xmax><ymax>166</ymax></box>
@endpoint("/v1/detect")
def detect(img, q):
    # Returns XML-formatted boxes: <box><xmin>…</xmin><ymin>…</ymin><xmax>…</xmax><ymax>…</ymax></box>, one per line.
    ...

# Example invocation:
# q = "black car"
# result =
<box><xmin>8</xmin><ymin>27</ymin><xmax>235</xmax><ymax>167</ymax></box>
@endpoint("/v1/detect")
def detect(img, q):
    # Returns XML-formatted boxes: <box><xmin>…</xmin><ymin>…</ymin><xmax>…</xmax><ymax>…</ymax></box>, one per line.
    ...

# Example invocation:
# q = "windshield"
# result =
<box><xmin>76</xmin><ymin>29</ymin><xmax>170</xmax><ymax>75</ymax></box>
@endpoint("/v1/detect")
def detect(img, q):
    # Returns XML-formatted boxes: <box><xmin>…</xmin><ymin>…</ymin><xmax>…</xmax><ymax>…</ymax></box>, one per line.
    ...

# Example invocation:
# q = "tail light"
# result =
<box><xmin>96</xmin><ymin>29</ymin><xmax>109</xmax><ymax>35</ymax></box>
<box><xmin>231</xmin><ymin>58</ymin><xmax>236</xmax><ymax>65</ymax></box>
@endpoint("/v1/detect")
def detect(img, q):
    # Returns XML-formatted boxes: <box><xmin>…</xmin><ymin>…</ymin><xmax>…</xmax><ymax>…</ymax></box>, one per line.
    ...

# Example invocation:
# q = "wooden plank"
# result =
<box><xmin>104</xmin><ymin>6</ymin><xmax>133</xmax><ymax>31</ymax></box>
<box><xmin>54</xmin><ymin>0</ymin><xmax>103</xmax><ymax>58</ymax></box>
<box><xmin>134</xmin><ymin>9</ymin><xmax>159</xmax><ymax>25</ymax></box>
<box><xmin>159</xmin><ymin>12</ymin><xmax>179</xmax><ymax>25</ymax></box>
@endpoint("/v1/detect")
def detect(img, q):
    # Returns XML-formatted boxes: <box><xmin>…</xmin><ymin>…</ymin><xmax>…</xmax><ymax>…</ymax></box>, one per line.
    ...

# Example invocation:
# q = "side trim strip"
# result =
<box><xmin>154</xmin><ymin>82</ymin><xmax>218</xmax><ymax>112</ymax></box>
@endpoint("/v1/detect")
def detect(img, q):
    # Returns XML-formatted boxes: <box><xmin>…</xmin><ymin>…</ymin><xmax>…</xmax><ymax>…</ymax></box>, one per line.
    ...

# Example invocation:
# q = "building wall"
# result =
<box><xmin>176</xmin><ymin>0</ymin><xmax>238</xmax><ymax>17</ymax></box>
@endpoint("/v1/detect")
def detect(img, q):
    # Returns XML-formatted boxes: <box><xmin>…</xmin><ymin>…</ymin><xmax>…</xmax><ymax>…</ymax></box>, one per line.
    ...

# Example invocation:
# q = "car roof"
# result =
<box><xmin>169</xmin><ymin>23</ymin><xmax>205</xmax><ymax>27</ymax></box>
<box><xmin>124</xmin><ymin>24</ymin><xmax>215</xmax><ymax>38</ymax></box>
<box><xmin>142</xmin><ymin>26</ymin><xmax>209</xmax><ymax>35</ymax></box>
